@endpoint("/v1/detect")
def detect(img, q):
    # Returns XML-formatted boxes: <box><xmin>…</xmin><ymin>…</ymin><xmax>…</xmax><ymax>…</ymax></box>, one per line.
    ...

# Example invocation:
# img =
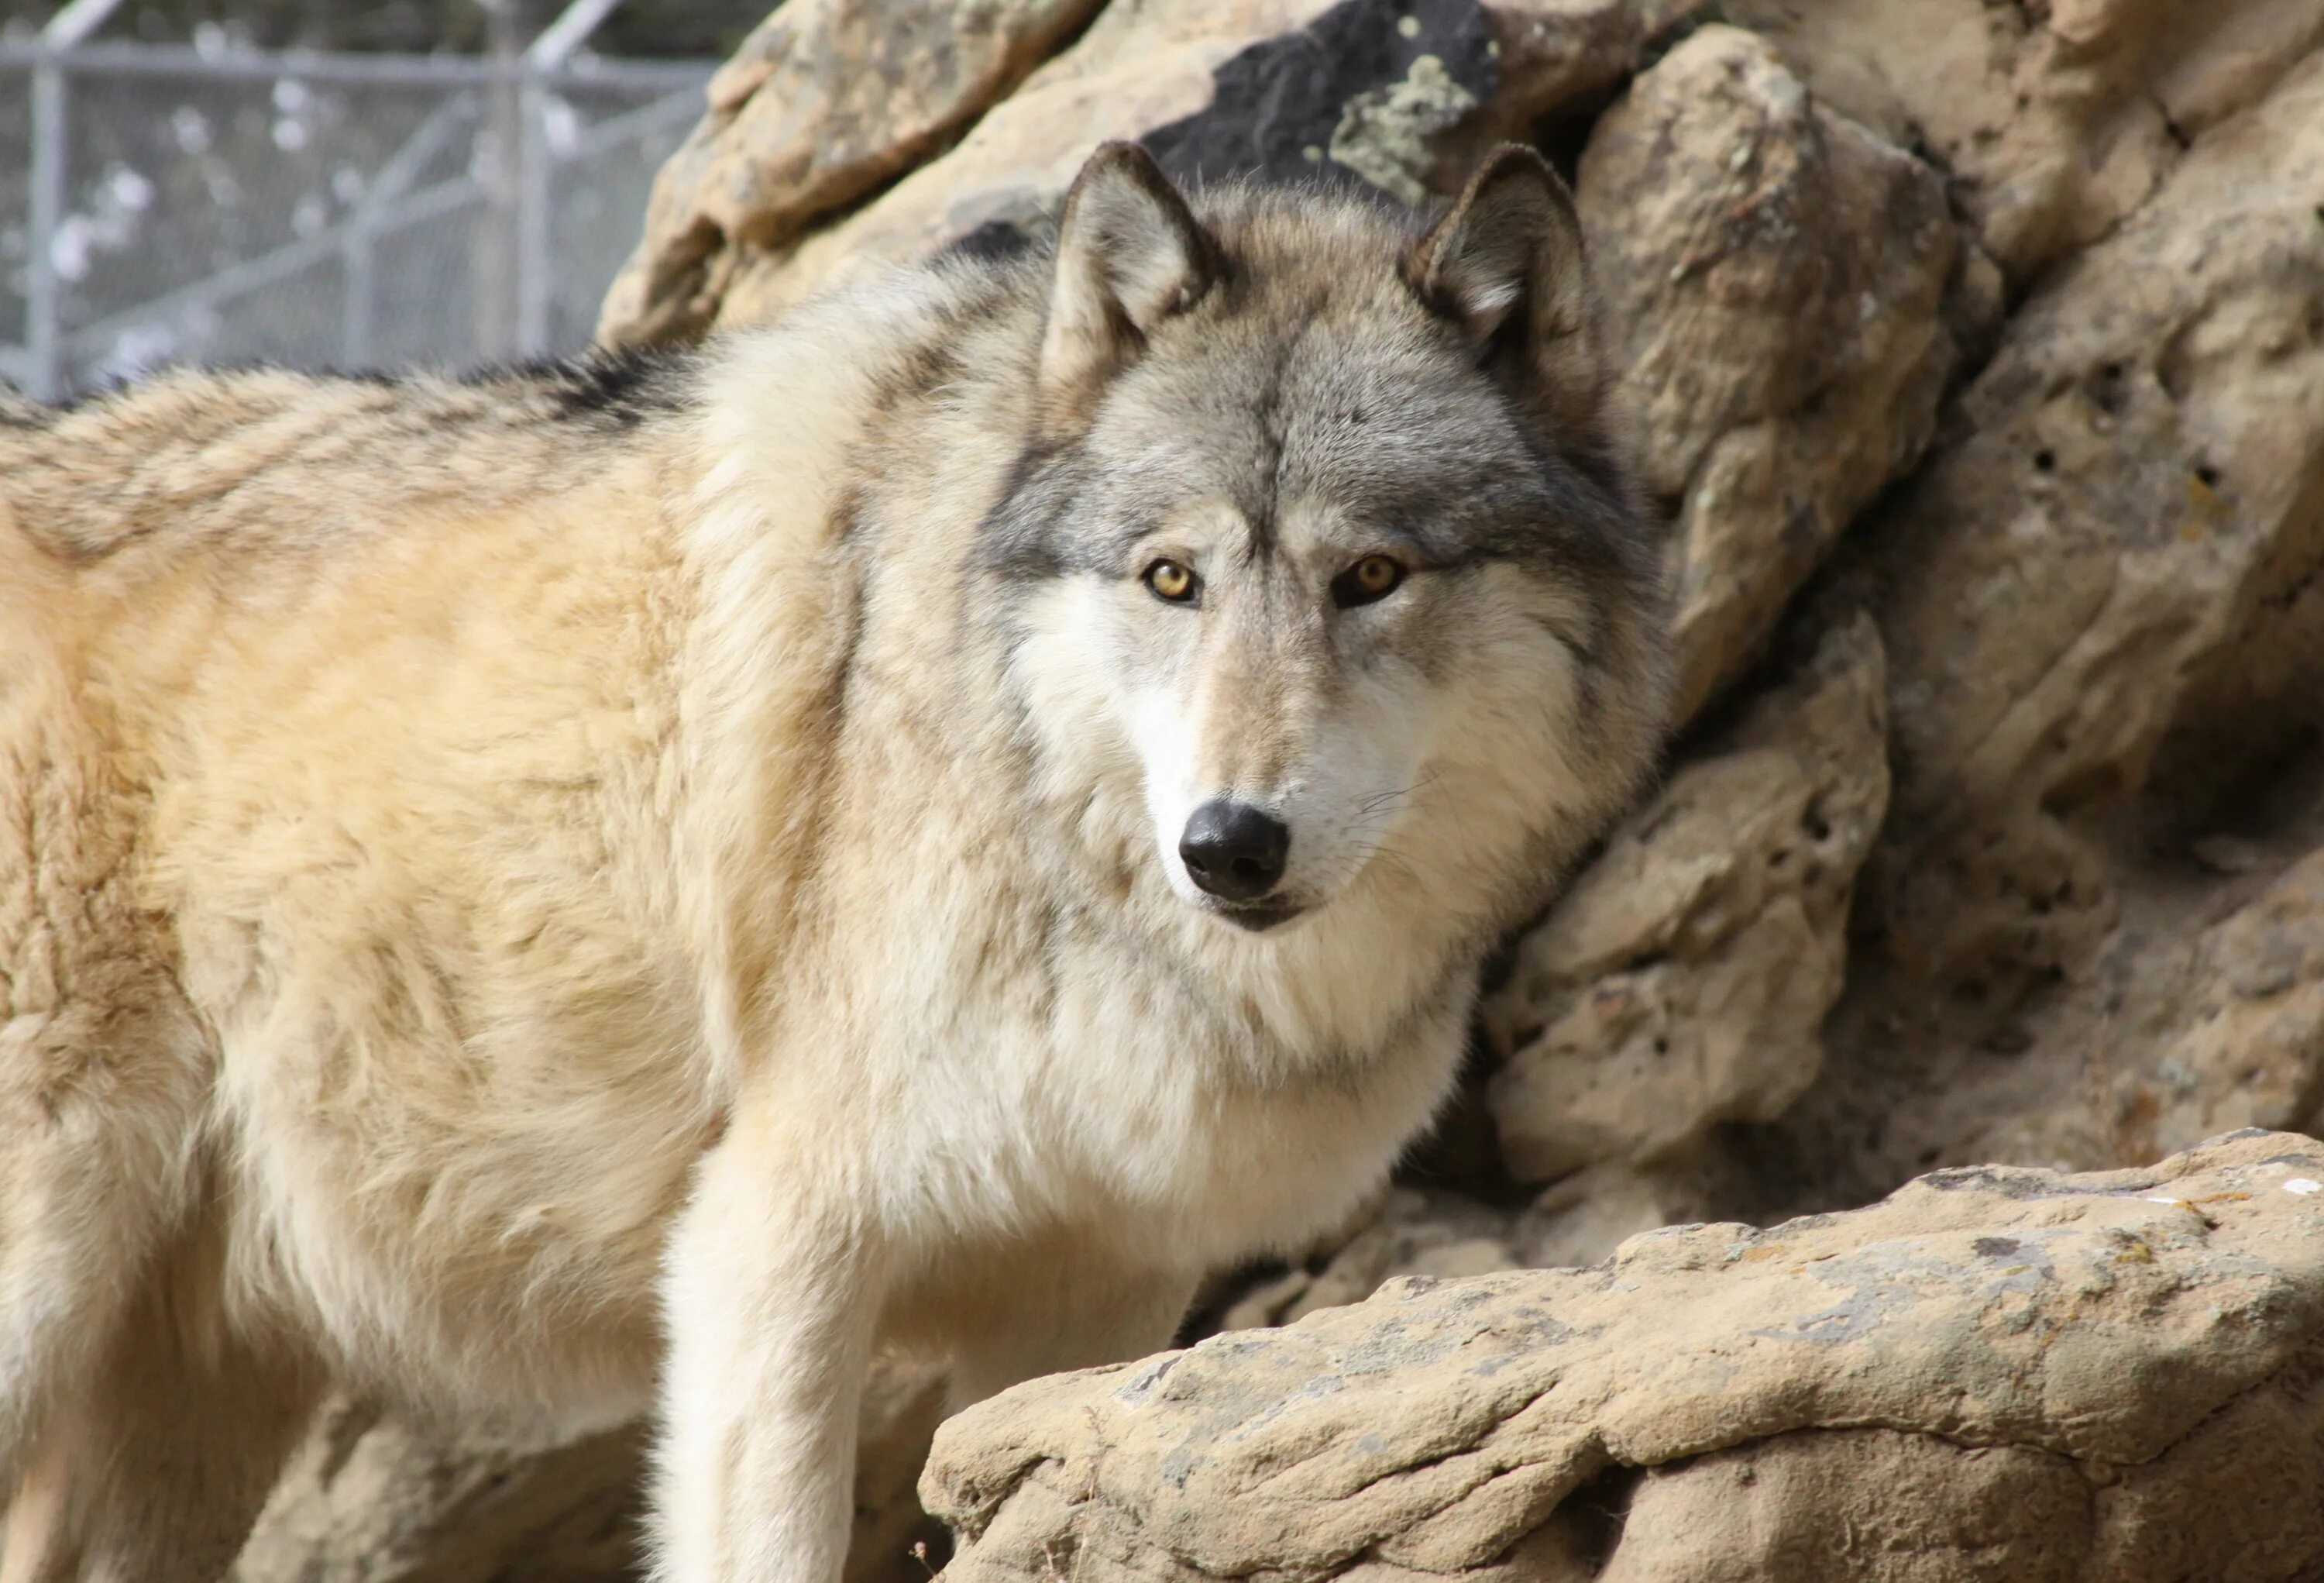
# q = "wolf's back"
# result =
<box><xmin>0</xmin><ymin>359</ymin><xmax>688</xmax><ymax>573</ymax></box>
<box><xmin>1</xmin><ymin>367</ymin><xmax>394</xmax><ymax>567</ymax></box>
<box><xmin>0</xmin><ymin>383</ymin><xmax>45</xmax><ymax>428</ymax></box>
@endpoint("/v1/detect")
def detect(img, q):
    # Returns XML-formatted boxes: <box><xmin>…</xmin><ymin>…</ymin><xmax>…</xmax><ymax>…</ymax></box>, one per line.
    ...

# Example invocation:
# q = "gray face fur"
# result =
<box><xmin>991</xmin><ymin>145</ymin><xmax>1666</xmax><ymax>938</ymax></box>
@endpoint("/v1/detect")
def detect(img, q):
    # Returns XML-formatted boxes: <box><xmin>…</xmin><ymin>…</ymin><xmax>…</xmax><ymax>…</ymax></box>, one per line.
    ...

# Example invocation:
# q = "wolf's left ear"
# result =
<box><xmin>1408</xmin><ymin>146</ymin><xmax>1607</xmax><ymax>433</ymax></box>
<box><xmin>1039</xmin><ymin>141</ymin><xmax>1216</xmax><ymax>425</ymax></box>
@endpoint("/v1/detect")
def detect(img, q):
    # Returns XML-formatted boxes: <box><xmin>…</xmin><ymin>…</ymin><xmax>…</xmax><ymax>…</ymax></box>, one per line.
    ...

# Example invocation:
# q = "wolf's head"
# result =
<box><xmin>993</xmin><ymin>143</ymin><xmax>1668</xmax><ymax>945</ymax></box>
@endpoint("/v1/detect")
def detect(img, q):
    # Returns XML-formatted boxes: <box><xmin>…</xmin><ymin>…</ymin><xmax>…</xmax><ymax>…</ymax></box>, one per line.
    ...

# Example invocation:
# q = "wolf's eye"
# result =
<box><xmin>1332</xmin><ymin>555</ymin><xmax>1406</xmax><ymax>608</ymax></box>
<box><xmin>1144</xmin><ymin>559</ymin><xmax>1201</xmax><ymax>605</ymax></box>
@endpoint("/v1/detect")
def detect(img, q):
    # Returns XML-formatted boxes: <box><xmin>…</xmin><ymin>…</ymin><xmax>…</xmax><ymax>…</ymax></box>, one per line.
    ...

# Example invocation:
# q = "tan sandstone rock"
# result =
<box><xmin>1215</xmin><ymin>1159</ymin><xmax>1754</xmax><ymax>1333</ymax></box>
<box><xmin>1215</xmin><ymin>1186</ymin><xmax>1528</xmax><ymax>1332</ymax></box>
<box><xmin>2133</xmin><ymin>851</ymin><xmax>2324</xmax><ymax>1158</ymax></box>
<box><xmin>1724</xmin><ymin>0</ymin><xmax>2324</xmax><ymax>281</ymax></box>
<box><xmin>928</xmin><ymin>1130</ymin><xmax>2324</xmax><ymax>1581</ymax></box>
<box><xmin>232</xmin><ymin>1360</ymin><xmax>947</xmax><ymax>1583</ymax></box>
<box><xmin>1871</xmin><ymin>46</ymin><xmax>2324</xmax><ymax>928</ymax></box>
<box><xmin>1576</xmin><ymin>27</ymin><xmax>1961</xmax><ymax>720</ymax></box>
<box><xmin>232</xmin><ymin>1407</ymin><xmax>645</xmax><ymax>1583</ymax></box>
<box><xmin>1483</xmin><ymin>614</ymin><xmax>1889</xmax><ymax>1184</ymax></box>
<box><xmin>596</xmin><ymin>0</ymin><xmax>1698</xmax><ymax>343</ymax></box>
<box><xmin>1772</xmin><ymin>41</ymin><xmax>2324</xmax><ymax>1192</ymax></box>
<box><xmin>596</xmin><ymin>0</ymin><xmax>1107</xmax><ymax>348</ymax></box>
<box><xmin>1951</xmin><ymin>823</ymin><xmax>2324</xmax><ymax>1181</ymax></box>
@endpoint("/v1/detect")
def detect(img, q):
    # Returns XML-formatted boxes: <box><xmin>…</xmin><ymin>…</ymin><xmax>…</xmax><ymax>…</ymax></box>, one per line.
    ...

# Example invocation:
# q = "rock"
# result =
<box><xmin>596</xmin><ymin>0</ymin><xmax>1108</xmax><ymax>348</ymax></box>
<box><xmin>596</xmin><ymin>0</ymin><xmax>1698</xmax><ymax>342</ymax></box>
<box><xmin>232</xmin><ymin>1407</ymin><xmax>645</xmax><ymax>1583</ymax></box>
<box><xmin>2135</xmin><ymin>852</ymin><xmax>2324</xmax><ymax>1155</ymax></box>
<box><xmin>1724</xmin><ymin>0</ymin><xmax>2324</xmax><ymax>281</ymax></box>
<box><xmin>232</xmin><ymin>1359</ymin><xmax>947</xmax><ymax>1583</ymax></box>
<box><xmin>1700</xmin><ymin>34</ymin><xmax>2324</xmax><ymax>1219</ymax></box>
<box><xmin>670</xmin><ymin>0</ymin><xmax>1480</xmax><ymax>330</ymax></box>
<box><xmin>927</xmin><ymin>1131</ymin><xmax>2324</xmax><ymax>1581</ymax></box>
<box><xmin>1597</xmin><ymin>1409</ymin><xmax>2324</xmax><ymax>1583</ymax></box>
<box><xmin>1511</xmin><ymin>1155</ymin><xmax>1734</xmax><ymax>1272</ymax></box>
<box><xmin>1483</xmin><ymin>614</ymin><xmax>1889</xmax><ymax>1183</ymax></box>
<box><xmin>1874</xmin><ymin>44</ymin><xmax>2324</xmax><ymax>876</ymax></box>
<box><xmin>1576</xmin><ymin>26</ymin><xmax>1961</xmax><ymax>721</ymax></box>
<box><xmin>1965</xmin><ymin>838</ymin><xmax>2324</xmax><ymax>1177</ymax></box>
<box><xmin>1213</xmin><ymin>1186</ymin><xmax>1527</xmax><ymax>1332</ymax></box>
<box><xmin>1214</xmin><ymin>1160</ymin><xmax>1741</xmax><ymax>1337</ymax></box>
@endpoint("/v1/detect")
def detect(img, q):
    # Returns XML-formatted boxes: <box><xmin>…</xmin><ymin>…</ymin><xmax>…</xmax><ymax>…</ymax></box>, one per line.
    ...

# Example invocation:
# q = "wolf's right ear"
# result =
<box><xmin>1407</xmin><ymin>146</ymin><xmax>1607</xmax><ymax>438</ymax></box>
<box><xmin>1038</xmin><ymin>142</ymin><xmax>1215</xmax><ymax>426</ymax></box>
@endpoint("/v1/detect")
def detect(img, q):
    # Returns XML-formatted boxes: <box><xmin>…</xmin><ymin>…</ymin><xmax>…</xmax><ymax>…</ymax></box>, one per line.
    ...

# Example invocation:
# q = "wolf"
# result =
<box><xmin>0</xmin><ymin>141</ymin><xmax>1668</xmax><ymax>1581</ymax></box>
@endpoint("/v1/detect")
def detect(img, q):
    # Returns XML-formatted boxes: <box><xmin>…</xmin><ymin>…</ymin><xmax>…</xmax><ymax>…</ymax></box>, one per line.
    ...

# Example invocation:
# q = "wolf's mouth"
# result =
<box><xmin>1211</xmin><ymin>900</ymin><xmax>1305</xmax><ymax>933</ymax></box>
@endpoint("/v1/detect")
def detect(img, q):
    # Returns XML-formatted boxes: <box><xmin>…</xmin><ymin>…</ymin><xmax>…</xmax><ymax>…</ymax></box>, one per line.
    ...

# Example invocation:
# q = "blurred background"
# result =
<box><xmin>0</xmin><ymin>0</ymin><xmax>761</xmax><ymax>397</ymax></box>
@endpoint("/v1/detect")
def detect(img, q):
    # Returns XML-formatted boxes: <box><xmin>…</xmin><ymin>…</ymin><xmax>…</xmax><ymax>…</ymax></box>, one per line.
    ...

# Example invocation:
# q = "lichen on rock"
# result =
<box><xmin>1327</xmin><ymin>53</ymin><xmax>1481</xmax><ymax>204</ymax></box>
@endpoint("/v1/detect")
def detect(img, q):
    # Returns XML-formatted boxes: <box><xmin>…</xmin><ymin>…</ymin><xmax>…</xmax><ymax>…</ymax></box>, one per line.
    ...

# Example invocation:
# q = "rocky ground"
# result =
<box><xmin>931</xmin><ymin>1131</ymin><xmax>2324</xmax><ymax>1581</ymax></box>
<box><xmin>232</xmin><ymin>0</ymin><xmax>2324</xmax><ymax>1577</ymax></box>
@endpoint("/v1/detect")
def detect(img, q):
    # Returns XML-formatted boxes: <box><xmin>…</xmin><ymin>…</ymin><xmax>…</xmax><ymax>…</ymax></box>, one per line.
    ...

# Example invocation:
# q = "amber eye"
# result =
<box><xmin>1332</xmin><ymin>554</ymin><xmax>1406</xmax><ymax>608</ymax></box>
<box><xmin>1144</xmin><ymin>559</ymin><xmax>1200</xmax><ymax>605</ymax></box>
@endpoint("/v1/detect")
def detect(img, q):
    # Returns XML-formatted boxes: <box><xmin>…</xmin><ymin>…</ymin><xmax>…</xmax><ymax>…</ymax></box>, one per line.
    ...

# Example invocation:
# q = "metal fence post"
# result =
<box><xmin>512</xmin><ymin>0</ymin><xmax>619</xmax><ymax>360</ymax></box>
<box><xmin>340</xmin><ymin>226</ymin><xmax>376</xmax><ymax>369</ymax></box>
<box><xmin>340</xmin><ymin>96</ymin><xmax>473</xmax><ymax>370</ymax></box>
<box><xmin>24</xmin><ymin>0</ymin><xmax>130</xmax><ymax>399</ymax></box>
<box><xmin>515</xmin><ymin>71</ymin><xmax>552</xmax><ymax>356</ymax></box>
<box><xmin>26</xmin><ymin>57</ymin><xmax>65</xmax><ymax>401</ymax></box>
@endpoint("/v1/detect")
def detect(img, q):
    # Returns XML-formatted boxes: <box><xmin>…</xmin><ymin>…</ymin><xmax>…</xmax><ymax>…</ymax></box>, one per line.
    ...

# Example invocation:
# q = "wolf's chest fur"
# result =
<box><xmin>199</xmin><ymin>792</ymin><xmax>1464</xmax><ymax>1424</ymax></box>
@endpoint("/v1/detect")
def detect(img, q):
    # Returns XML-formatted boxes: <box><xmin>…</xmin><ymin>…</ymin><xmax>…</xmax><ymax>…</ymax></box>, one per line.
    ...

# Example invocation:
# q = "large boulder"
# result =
<box><xmin>596</xmin><ymin>0</ymin><xmax>1108</xmax><ymax>347</ymax></box>
<box><xmin>1483</xmin><ymin>614</ymin><xmax>1889</xmax><ymax>1184</ymax></box>
<box><xmin>928</xmin><ymin>1131</ymin><xmax>2324</xmax><ymax>1581</ymax></box>
<box><xmin>1867</xmin><ymin>44</ymin><xmax>2324</xmax><ymax>994</ymax></box>
<box><xmin>597</xmin><ymin>0</ymin><xmax>1700</xmax><ymax>346</ymax></box>
<box><xmin>1724</xmin><ymin>0</ymin><xmax>2324</xmax><ymax>281</ymax></box>
<box><xmin>1576</xmin><ymin>27</ymin><xmax>1962</xmax><ymax>721</ymax></box>
<box><xmin>1777</xmin><ymin>39</ymin><xmax>2324</xmax><ymax>1196</ymax></box>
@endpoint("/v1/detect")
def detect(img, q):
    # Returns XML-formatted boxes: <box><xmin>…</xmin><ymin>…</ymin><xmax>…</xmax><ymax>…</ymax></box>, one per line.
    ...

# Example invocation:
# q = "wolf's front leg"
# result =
<box><xmin>651</xmin><ymin>1120</ymin><xmax>887</xmax><ymax>1583</ymax></box>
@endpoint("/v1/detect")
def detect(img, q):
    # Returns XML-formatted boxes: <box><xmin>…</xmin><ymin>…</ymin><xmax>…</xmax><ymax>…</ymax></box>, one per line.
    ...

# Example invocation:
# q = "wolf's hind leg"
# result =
<box><xmin>0</xmin><ymin>1252</ymin><xmax>317</xmax><ymax>1583</ymax></box>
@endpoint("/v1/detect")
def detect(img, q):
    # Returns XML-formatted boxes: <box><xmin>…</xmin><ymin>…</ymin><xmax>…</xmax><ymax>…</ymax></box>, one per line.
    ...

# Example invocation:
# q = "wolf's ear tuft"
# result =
<box><xmin>1039</xmin><ymin>142</ymin><xmax>1215</xmax><ymax>424</ymax></box>
<box><xmin>1408</xmin><ymin>145</ymin><xmax>1607</xmax><ymax>432</ymax></box>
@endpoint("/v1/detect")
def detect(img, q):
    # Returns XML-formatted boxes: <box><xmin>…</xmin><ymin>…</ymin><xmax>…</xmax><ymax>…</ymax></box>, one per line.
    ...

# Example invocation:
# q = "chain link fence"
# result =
<box><xmin>1</xmin><ymin>2</ymin><xmax>710</xmax><ymax>399</ymax></box>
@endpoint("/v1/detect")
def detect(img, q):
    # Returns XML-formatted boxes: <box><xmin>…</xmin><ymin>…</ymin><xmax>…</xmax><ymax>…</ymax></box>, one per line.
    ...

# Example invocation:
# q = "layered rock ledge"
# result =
<box><xmin>927</xmin><ymin>1131</ymin><xmax>2324</xmax><ymax>1581</ymax></box>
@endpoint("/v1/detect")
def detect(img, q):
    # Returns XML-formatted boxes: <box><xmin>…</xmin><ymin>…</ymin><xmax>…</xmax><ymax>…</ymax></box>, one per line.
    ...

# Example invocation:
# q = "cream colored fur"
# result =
<box><xmin>0</xmin><ymin>145</ymin><xmax>1668</xmax><ymax>1581</ymax></box>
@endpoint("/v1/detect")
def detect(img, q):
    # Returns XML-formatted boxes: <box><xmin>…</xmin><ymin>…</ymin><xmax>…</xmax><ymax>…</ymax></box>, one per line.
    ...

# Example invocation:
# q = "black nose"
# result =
<box><xmin>1178</xmin><ymin>800</ymin><xmax>1291</xmax><ymax>901</ymax></box>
